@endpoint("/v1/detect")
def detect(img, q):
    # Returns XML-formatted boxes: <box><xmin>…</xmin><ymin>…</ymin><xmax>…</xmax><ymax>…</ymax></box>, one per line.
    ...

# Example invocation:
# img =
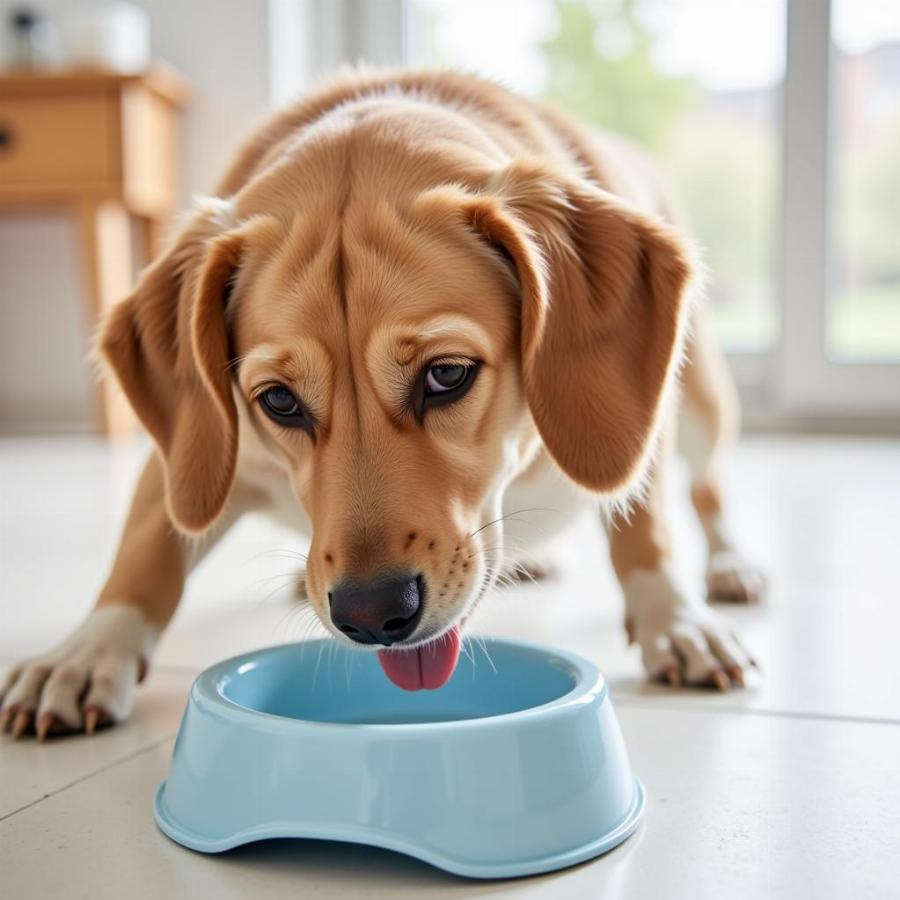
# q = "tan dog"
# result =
<box><xmin>1</xmin><ymin>69</ymin><xmax>763</xmax><ymax>739</ymax></box>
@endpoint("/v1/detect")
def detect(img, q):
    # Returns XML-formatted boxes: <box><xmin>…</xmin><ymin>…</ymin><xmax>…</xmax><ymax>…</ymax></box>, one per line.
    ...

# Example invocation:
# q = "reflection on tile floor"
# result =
<box><xmin>1</xmin><ymin>435</ymin><xmax>899</xmax><ymax>897</ymax></box>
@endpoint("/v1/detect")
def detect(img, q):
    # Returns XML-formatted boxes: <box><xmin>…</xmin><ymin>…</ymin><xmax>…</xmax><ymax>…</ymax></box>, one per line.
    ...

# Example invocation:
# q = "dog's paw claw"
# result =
<box><xmin>83</xmin><ymin>707</ymin><xmax>111</xmax><ymax>735</ymax></box>
<box><xmin>1</xmin><ymin>607</ymin><xmax>158</xmax><ymax>742</ymax></box>
<box><xmin>0</xmin><ymin>706</ymin><xmax>15</xmax><ymax>733</ymax></box>
<box><xmin>36</xmin><ymin>713</ymin><xmax>57</xmax><ymax>742</ymax></box>
<box><xmin>625</xmin><ymin>570</ymin><xmax>756</xmax><ymax>693</ymax></box>
<box><xmin>11</xmin><ymin>709</ymin><xmax>33</xmax><ymax>739</ymax></box>
<box><xmin>661</xmin><ymin>664</ymin><xmax>682</xmax><ymax>687</ymax></box>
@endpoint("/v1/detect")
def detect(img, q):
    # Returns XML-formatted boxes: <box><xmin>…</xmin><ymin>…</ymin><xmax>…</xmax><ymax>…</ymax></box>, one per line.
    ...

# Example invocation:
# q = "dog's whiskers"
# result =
<box><xmin>466</xmin><ymin>543</ymin><xmax>526</xmax><ymax>561</ymax></box>
<box><xmin>273</xmin><ymin>597</ymin><xmax>315</xmax><ymax>636</ymax></box>
<box><xmin>472</xmin><ymin>632</ymin><xmax>497</xmax><ymax>674</ymax></box>
<box><xmin>459</xmin><ymin>636</ymin><xmax>476</xmax><ymax>669</ymax></box>
<box><xmin>251</xmin><ymin>547</ymin><xmax>309</xmax><ymax>563</ymax></box>
<box><xmin>254</xmin><ymin>571</ymin><xmax>307</xmax><ymax>608</ymax></box>
<box><xmin>467</xmin><ymin>507</ymin><xmax>558</xmax><ymax>539</ymax></box>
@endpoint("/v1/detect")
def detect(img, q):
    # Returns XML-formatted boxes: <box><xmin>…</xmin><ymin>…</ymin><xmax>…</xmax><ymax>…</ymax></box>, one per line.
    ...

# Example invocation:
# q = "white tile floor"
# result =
<box><xmin>1</xmin><ymin>434</ymin><xmax>899</xmax><ymax>898</ymax></box>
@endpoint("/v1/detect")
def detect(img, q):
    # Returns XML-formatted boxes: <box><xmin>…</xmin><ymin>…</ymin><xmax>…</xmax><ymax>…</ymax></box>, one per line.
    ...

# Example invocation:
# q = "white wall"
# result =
<box><xmin>0</xmin><ymin>0</ymin><xmax>275</xmax><ymax>431</ymax></box>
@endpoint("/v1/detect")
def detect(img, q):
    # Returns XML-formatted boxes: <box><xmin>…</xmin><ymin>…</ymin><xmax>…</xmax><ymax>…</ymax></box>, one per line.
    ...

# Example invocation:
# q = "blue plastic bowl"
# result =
<box><xmin>154</xmin><ymin>637</ymin><xmax>644</xmax><ymax>879</ymax></box>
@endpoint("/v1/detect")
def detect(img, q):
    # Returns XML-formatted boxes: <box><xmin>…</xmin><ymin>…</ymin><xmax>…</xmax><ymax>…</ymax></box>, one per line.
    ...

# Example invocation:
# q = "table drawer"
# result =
<box><xmin>0</xmin><ymin>94</ymin><xmax>117</xmax><ymax>188</ymax></box>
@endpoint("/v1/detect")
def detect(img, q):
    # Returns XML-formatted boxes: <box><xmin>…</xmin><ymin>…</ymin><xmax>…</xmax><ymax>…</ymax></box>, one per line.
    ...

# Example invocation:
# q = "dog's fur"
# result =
<box><xmin>1</xmin><ymin>69</ymin><xmax>763</xmax><ymax>739</ymax></box>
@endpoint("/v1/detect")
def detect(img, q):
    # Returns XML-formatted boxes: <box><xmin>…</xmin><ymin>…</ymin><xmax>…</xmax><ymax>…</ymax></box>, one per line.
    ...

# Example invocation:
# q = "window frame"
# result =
<box><xmin>778</xmin><ymin>0</ymin><xmax>900</xmax><ymax>418</ymax></box>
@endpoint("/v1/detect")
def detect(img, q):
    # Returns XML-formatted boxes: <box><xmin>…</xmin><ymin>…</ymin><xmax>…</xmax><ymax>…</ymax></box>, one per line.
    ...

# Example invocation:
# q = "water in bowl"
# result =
<box><xmin>217</xmin><ymin>640</ymin><xmax>580</xmax><ymax>726</ymax></box>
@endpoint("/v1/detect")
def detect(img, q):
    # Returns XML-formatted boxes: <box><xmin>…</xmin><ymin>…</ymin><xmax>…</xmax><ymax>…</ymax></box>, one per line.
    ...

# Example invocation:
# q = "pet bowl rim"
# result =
<box><xmin>189</xmin><ymin>636</ymin><xmax>607</xmax><ymax>734</ymax></box>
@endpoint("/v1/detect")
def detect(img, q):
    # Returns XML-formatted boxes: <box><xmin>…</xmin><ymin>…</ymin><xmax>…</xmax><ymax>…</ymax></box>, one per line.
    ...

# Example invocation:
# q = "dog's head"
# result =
<box><xmin>100</xmin><ymin>142</ymin><xmax>692</xmax><ymax>690</ymax></box>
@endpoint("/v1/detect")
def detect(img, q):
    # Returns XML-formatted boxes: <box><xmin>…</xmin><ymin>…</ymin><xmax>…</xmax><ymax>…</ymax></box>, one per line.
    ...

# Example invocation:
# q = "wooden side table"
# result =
<box><xmin>0</xmin><ymin>64</ymin><xmax>188</xmax><ymax>434</ymax></box>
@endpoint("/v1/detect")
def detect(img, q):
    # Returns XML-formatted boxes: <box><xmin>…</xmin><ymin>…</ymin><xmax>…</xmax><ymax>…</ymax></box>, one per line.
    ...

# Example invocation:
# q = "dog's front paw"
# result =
<box><xmin>0</xmin><ymin>605</ymin><xmax>158</xmax><ymax>740</ymax></box>
<box><xmin>706</xmin><ymin>551</ymin><xmax>766</xmax><ymax>604</ymax></box>
<box><xmin>623</xmin><ymin>568</ymin><xmax>755</xmax><ymax>690</ymax></box>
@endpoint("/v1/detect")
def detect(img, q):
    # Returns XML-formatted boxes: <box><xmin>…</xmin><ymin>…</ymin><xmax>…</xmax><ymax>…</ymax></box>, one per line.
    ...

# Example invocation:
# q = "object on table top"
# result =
<box><xmin>4</xmin><ymin>6</ymin><xmax>60</xmax><ymax>68</ymax></box>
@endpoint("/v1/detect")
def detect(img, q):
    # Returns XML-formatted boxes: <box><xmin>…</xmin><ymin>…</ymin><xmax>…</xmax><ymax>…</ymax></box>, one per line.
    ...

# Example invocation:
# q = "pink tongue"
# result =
<box><xmin>377</xmin><ymin>626</ymin><xmax>461</xmax><ymax>691</ymax></box>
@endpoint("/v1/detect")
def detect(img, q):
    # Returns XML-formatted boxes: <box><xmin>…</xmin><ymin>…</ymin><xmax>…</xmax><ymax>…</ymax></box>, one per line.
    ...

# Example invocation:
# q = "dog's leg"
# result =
<box><xmin>0</xmin><ymin>453</ymin><xmax>240</xmax><ymax>740</ymax></box>
<box><xmin>678</xmin><ymin>312</ymin><xmax>765</xmax><ymax>604</ymax></box>
<box><xmin>607</xmin><ymin>425</ymin><xmax>754</xmax><ymax>690</ymax></box>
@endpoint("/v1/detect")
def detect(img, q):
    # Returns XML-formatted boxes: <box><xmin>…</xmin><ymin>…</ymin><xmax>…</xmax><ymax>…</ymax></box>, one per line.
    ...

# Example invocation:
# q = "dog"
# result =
<box><xmin>1</xmin><ymin>68</ymin><xmax>763</xmax><ymax>739</ymax></box>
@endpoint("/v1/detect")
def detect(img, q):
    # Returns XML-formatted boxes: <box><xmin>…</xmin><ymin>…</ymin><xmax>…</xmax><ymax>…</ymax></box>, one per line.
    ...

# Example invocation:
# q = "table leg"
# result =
<box><xmin>138</xmin><ymin>214</ymin><xmax>167</xmax><ymax>269</ymax></box>
<box><xmin>77</xmin><ymin>200</ymin><xmax>136</xmax><ymax>435</ymax></box>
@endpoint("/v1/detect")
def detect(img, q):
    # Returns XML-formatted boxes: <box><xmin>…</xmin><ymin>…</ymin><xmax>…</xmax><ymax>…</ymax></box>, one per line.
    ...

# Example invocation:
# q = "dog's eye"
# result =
<box><xmin>259</xmin><ymin>385</ymin><xmax>308</xmax><ymax>429</ymax></box>
<box><xmin>425</xmin><ymin>364</ymin><xmax>469</xmax><ymax>394</ymax></box>
<box><xmin>414</xmin><ymin>361</ymin><xmax>480</xmax><ymax>420</ymax></box>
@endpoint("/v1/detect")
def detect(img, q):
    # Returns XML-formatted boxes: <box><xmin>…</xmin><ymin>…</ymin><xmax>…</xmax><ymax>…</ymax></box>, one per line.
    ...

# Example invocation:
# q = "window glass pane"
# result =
<box><xmin>406</xmin><ymin>0</ymin><xmax>784</xmax><ymax>352</ymax></box>
<box><xmin>829</xmin><ymin>1</ymin><xmax>900</xmax><ymax>361</ymax></box>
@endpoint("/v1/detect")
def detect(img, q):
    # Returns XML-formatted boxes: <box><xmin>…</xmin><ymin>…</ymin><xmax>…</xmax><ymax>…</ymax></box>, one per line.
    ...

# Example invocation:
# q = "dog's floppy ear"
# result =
<box><xmin>417</xmin><ymin>159</ymin><xmax>694</xmax><ymax>494</ymax></box>
<box><xmin>98</xmin><ymin>199</ymin><xmax>262</xmax><ymax>534</ymax></box>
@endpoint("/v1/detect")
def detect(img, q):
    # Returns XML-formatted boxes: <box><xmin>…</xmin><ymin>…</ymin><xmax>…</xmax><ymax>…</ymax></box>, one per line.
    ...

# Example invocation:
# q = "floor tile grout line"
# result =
<box><xmin>611</xmin><ymin>696</ymin><xmax>900</xmax><ymax>727</ymax></box>
<box><xmin>0</xmin><ymin>733</ymin><xmax>175</xmax><ymax>825</ymax></box>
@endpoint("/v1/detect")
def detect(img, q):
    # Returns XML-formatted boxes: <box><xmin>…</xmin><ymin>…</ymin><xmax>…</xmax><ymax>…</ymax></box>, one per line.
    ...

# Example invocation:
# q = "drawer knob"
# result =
<box><xmin>0</xmin><ymin>125</ymin><xmax>13</xmax><ymax>151</ymax></box>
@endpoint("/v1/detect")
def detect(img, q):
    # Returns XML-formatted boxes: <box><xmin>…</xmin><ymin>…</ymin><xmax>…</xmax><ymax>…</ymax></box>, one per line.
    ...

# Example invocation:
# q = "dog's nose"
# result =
<box><xmin>328</xmin><ymin>574</ymin><xmax>423</xmax><ymax>646</ymax></box>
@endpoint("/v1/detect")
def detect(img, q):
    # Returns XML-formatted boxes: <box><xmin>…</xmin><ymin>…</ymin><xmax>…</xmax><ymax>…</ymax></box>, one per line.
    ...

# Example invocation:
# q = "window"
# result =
<box><xmin>829</xmin><ymin>0</ymin><xmax>900</xmax><ymax>361</ymax></box>
<box><xmin>406</xmin><ymin>0</ymin><xmax>785</xmax><ymax>353</ymax></box>
<box><xmin>395</xmin><ymin>0</ymin><xmax>900</xmax><ymax>418</ymax></box>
